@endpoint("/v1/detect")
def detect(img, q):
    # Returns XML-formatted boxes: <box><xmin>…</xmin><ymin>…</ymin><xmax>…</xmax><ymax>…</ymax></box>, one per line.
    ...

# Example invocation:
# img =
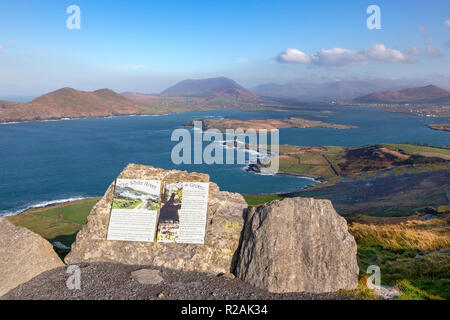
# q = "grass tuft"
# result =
<box><xmin>349</xmin><ymin>219</ymin><xmax>450</xmax><ymax>251</ymax></box>
<box><xmin>395</xmin><ymin>280</ymin><xmax>444</xmax><ymax>300</ymax></box>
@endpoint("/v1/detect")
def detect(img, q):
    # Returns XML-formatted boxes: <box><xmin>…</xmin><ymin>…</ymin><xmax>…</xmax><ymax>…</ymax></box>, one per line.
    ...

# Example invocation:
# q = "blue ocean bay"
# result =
<box><xmin>0</xmin><ymin>106</ymin><xmax>448</xmax><ymax>216</ymax></box>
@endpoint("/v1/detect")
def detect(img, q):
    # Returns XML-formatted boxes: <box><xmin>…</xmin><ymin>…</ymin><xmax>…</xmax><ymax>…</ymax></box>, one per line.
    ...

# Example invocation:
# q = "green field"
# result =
<box><xmin>383</xmin><ymin>144</ymin><xmax>450</xmax><ymax>157</ymax></box>
<box><xmin>243</xmin><ymin>194</ymin><xmax>283</xmax><ymax>206</ymax></box>
<box><xmin>7</xmin><ymin>198</ymin><xmax>99</xmax><ymax>255</ymax></box>
<box><xmin>267</xmin><ymin>144</ymin><xmax>450</xmax><ymax>182</ymax></box>
<box><xmin>245</xmin><ymin>143</ymin><xmax>450</xmax><ymax>216</ymax></box>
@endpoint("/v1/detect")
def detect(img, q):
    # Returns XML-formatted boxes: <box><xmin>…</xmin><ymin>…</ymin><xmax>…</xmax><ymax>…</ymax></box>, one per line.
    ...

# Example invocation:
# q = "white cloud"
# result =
<box><xmin>277</xmin><ymin>48</ymin><xmax>312</xmax><ymax>63</ymax></box>
<box><xmin>277</xmin><ymin>44</ymin><xmax>410</xmax><ymax>66</ymax></box>
<box><xmin>445</xmin><ymin>20</ymin><xmax>450</xmax><ymax>27</ymax></box>
<box><xmin>418</xmin><ymin>25</ymin><xmax>428</xmax><ymax>38</ymax></box>
<box><xmin>0</xmin><ymin>45</ymin><xmax>4</xmax><ymax>52</ymax></box>
<box><xmin>365</xmin><ymin>44</ymin><xmax>409</xmax><ymax>63</ymax></box>
<box><xmin>313</xmin><ymin>48</ymin><xmax>368</xmax><ymax>66</ymax></box>
<box><xmin>426</xmin><ymin>44</ymin><xmax>443</xmax><ymax>57</ymax></box>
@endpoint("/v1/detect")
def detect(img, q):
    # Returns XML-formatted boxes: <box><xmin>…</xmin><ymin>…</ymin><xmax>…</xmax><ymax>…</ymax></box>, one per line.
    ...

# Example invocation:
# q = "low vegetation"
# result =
<box><xmin>243</xmin><ymin>194</ymin><xmax>282</xmax><ymax>206</ymax></box>
<box><xmin>349</xmin><ymin>219</ymin><xmax>450</xmax><ymax>251</ymax></box>
<box><xmin>348</xmin><ymin>214</ymin><xmax>449</xmax><ymax>300</ymax></box>
<box><xmin>243</xmin><ymin>193</ymin><xmax>449</xmax><ymax>300</ymax></box>
<box><xmin>382</xmin><ymin>143</ymin><xmax>450</xmax><ymax>158</ymax></box>
<box><xmin>6</xmin><ymin>193</ymin><xmax>449</xmax><ymax>300</ymax></box>
<box><xmin>245</xmin><ymin>143</ymin><xmax>450</xmax><ymax>216</ymax></box>
<box><xmin>6</xmin><ymin>198</ymin><xmax>99</xmax><ymax>257</ymax></box>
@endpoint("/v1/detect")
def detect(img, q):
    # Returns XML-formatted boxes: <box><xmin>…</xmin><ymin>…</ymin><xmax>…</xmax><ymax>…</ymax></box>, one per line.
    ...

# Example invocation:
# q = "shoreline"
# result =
<box><xmin>0</xmin><ymin>112</ymin><xmax>173</xmax><ymax>125</ymax></box>
<box><xmin>186</xmin><ymin>117</ymin><xmax>358</xmax><ymax>131</ymax></box>
<box><xmin>1</xmin><ymin>197</ymin><xmax>100</xmax><ymax>217</ymax></box>
<box><xmin>244</xmin><ymin>164</ymin><xmax>326</xmax><ymax>183</ymax></box>
<box><xmin>2</xmin><ymin>104</ymin><xmax>448</xmax><ymax>126</ymax></box>
<box><xmin>427</xmin><ymin>123</ymin><xmax>450</xmax><ymax>132</ymax></box>
<box><xmin>243</xmin><ymin>165</ymin><xmax>324</xmax><ymax>197</ymax></box>
<box><xmin>0</xmin><ymin>105</ymin><xmax>285</xmax><ymax>125</ymax></box>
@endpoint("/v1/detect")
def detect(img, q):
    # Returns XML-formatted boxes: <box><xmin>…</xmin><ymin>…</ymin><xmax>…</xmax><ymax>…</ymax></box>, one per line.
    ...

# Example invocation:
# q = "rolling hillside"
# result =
<box><xmin>353</xmin><ymin>85</ymin><xmax>450</xmax><ymax>104</ymax></box>
<box><xmin>0</xmin><ymin>88</ymin><xmax>146</xmax><ymax>123</ymax></box>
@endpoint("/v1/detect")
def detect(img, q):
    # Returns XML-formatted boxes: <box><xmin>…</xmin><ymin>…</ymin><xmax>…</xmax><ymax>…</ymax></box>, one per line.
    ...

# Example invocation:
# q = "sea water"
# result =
<box><xmin>0</xmin><ymin>106</ymin><xmax>448</xmax><ymax>216</ymax></box>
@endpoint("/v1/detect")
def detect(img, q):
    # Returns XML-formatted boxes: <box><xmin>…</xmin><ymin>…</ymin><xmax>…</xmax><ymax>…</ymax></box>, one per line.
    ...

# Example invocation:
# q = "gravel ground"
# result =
<box><xmin>1</xmin><ymin>263</ymin><xmax>355</xmax><ymax>300</ymax></box>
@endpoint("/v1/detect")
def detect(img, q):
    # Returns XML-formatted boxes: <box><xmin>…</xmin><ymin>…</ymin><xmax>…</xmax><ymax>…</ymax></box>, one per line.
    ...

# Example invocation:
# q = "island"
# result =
<box><xmin>427</xmin><ymin>123</ymin><xmax>450</xmax><ymax>132</ymax></box>
<box><xmin>186</xmin><ymin>117</ymin><xmax>358</xmax><ymax>131</ymax></box>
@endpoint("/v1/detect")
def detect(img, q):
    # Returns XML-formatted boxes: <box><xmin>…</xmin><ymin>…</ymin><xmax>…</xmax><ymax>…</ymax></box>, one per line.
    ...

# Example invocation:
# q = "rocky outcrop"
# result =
<box><xmin>65</xmin><ymin>164</ymin><xmax>248</xmax><ymax>274</ymax></box>
<box><xmin>0</xmin><ymin>218</ymin><xmax>64</xmax><ymax>296</ymax></box>
<box><xmin>235</xmin><ymin>197</ymin><xmax>359</xmax><ymax>293</ymax></box>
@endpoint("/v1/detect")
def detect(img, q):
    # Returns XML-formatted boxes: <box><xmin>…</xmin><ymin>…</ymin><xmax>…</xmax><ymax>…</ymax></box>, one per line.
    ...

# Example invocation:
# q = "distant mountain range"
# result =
<box><xmin>353</xmin><ymin>85</ymin><xmax>450</xmax><ymax>104</ymax></box>
<box><xmin>0</xmin><ymin>87</ymin><xmax>145</xmax><ymax>123</ymax></box>
<box><xmin>160</xmin><ymin>77</ymin><xmax>259</xmax><ymax>101</ymax></box>
<box><xmin>249</xmin><ymin>80</ymin><xmax>414</xmax><ymax>102</ymax></box>
<box><xmin>0</xmin><ymin>78</ymin><xmax>266</xmax><ymax>123</ymax></box>
<box><xmin>2</xmin><ymin>77</ymin><xmax>450</xmax><ymax>123</ymax></box>
<box><xmin>123</xmin><ymin>77</ymin><xmax>260</xmax><ymax>102</ymax></box>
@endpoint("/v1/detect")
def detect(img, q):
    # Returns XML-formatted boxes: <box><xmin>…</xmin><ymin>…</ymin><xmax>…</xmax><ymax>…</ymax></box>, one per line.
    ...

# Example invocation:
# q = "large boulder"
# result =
<box><xmin>0</xmin><ymin>218</ymin><xmax>64</xmax><ymax>297</ymax></box>
<box><xmin>65</xmin><ymin>164</ymin><xmax>248</xmax><ymax>274</ymax></box>
<box><xmin>235</xmin><ymin>197</ymin><xmax>359</xmax><ymax>293</ymax></box>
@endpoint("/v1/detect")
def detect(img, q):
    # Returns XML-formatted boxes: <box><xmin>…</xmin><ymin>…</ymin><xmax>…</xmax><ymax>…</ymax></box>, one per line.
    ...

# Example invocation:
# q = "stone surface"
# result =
<box><xmin>131</xmin><ymin>269</ymin><xmax>164</xmax><ymax>285</ymax></box>
<box><xmin>0</xmin><ymin>218</ymin><xmax>64</xmax><ymax>297</ymax></box>
<box><xmin>65</xmin><ymin>164</ymin><xmax>248</xmax><ymax>274</ymax></box>
<box><xmin>235</xmin><ymin>197</ymin><xmax>359</xmax><ymax>293</ymax></box>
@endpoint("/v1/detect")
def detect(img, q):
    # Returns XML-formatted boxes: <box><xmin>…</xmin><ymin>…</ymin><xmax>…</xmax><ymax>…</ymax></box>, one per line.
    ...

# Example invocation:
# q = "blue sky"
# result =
<box><xmin>0</xmin><ymin>0</ymin><xmax>449</xmax><ymax>97</ymax></box>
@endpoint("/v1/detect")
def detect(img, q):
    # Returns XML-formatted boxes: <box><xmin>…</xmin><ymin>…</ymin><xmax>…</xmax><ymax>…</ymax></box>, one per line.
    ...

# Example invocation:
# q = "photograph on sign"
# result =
<box><xmin>107</xmin><ymin>179</ymin><xmax>161</xmax><ymax>242</ymax></box>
